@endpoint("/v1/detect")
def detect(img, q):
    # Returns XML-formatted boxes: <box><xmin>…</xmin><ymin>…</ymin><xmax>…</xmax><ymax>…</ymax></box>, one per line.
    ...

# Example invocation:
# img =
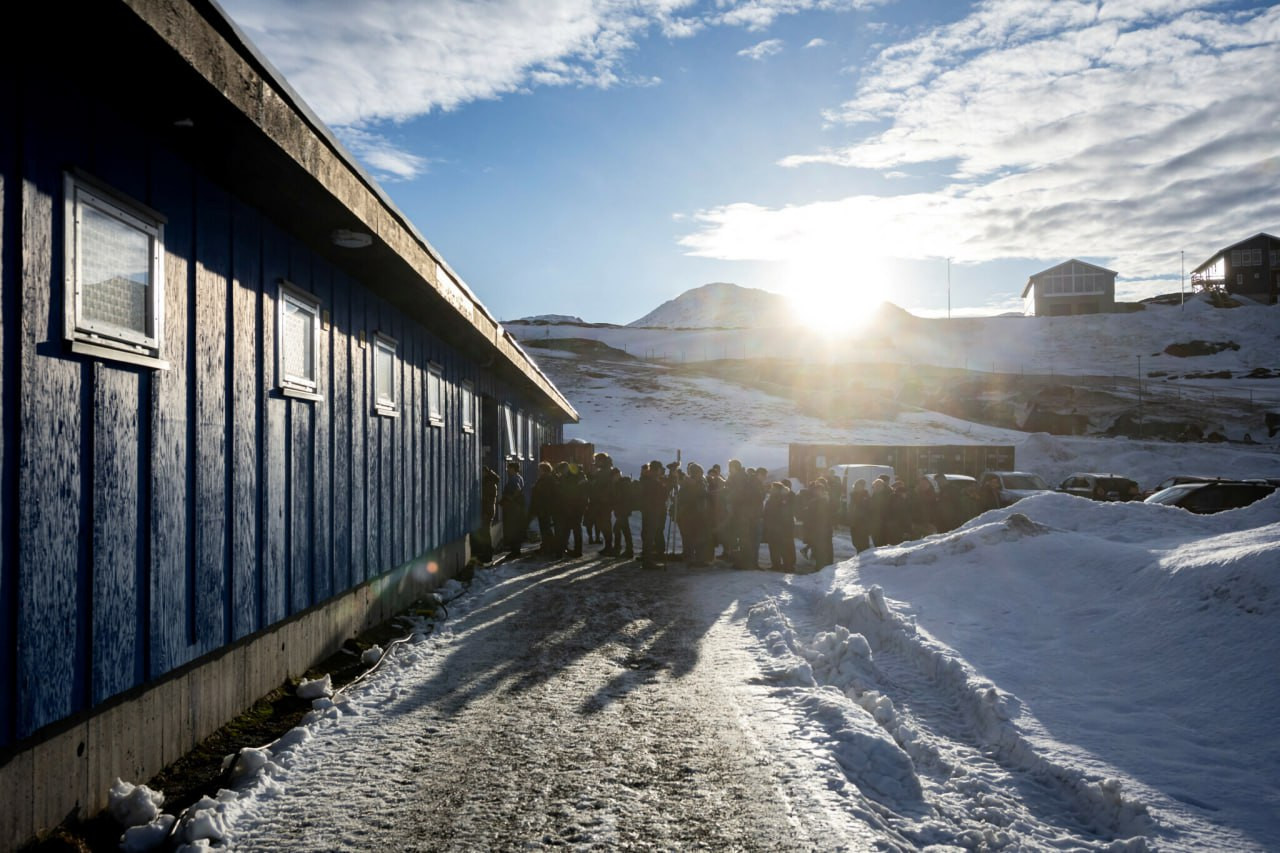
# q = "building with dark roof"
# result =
<box><xmin>0</xmin><ymin>1</ymin><xmax>576</xmax><ymax>843</ymax></box>
<box><xmin>1190</xmin><ymin>232</ymin><xmax>1280</xmax><ymax>304</ymax></box>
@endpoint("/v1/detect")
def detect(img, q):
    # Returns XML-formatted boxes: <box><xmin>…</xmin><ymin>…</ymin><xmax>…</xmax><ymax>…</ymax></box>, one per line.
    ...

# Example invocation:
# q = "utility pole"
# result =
<box><xmin>1137</xmin><ymin>354</ymin><xmax>1143</xmax><ymax>439</ymax></box>
<box><xmin>1181</xmin><ymin>250</ymin><xmax>1185</xmax><ymax>310</ymax></box>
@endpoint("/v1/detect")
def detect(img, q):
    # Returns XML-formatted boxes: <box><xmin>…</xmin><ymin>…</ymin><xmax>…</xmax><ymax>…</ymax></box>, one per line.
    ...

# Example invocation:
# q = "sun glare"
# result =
<box><xmin>782</xmin><ymin>255</ymin><xmax>883</xmax><ymax>338</ymax></box>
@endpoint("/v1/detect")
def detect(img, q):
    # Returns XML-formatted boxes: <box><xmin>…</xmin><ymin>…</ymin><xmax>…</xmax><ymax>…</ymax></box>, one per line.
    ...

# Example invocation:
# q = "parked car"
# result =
<box><xmin>1143</xmin><ymin>474</ymin><xmax>1217</xmax><ymax>498</ymax></box>
<box><xmin>1143</xmin><ymin>480</ymin><xmax>1276</xmax><ymax>514</ymax></box>
<box><xmin>978</xmin><ymin>470</ymin><xmax>1053</xmax><ymax>506</ymax></box>
<box><xmin>1058</xmin><ymin>473</ymin><xmax>1141</xmax><ymax>501</ymax></box>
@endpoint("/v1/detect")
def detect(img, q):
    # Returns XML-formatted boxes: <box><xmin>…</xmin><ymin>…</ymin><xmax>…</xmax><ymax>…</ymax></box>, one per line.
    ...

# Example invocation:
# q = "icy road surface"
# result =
<box><xmin>212</xmin><ymin>549</ymin><xmax>1159</xmax><ymax>851</ymax></box>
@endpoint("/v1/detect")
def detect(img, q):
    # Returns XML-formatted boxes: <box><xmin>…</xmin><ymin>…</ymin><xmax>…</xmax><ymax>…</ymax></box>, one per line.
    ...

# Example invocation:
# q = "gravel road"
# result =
<box><xmin>225</xmin><ymin>554</ymin><xmax>883</xmax><ymax>851</ymax></box>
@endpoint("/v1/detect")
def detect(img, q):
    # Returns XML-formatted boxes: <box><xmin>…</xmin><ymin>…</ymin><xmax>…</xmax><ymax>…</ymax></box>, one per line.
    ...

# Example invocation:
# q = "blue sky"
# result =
<box><xmin>218</xmin><ymin>0</ymin><xmax>1280</xmax><ymax>323</ymax></box>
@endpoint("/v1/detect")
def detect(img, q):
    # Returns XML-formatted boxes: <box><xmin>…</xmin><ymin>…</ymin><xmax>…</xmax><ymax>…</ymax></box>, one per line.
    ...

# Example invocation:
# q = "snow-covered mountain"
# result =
<box><xmin>507</xmin><ymin>313</ymin><xmax>589</xmax><ymax>325</ymax></box>
<box><xmin>627</xmin><ymin>282</ymin><xmax>790</xmax><ymax>328</ymax></box>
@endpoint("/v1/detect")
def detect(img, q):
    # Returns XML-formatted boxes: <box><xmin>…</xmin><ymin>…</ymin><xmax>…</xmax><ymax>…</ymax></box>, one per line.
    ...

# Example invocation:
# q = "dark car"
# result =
<box><xmin>1143</xmin><ymin>474</ymin><xmax>1216</xmax><ymax>498</ymax></box>
<box><xmin>1143</xmin><ymin>480</ymin><xmax>1276</xmax><ymax>514</ymax></box>
<box><xmin>1059</xmin><ymin>473</ymin><xmax>1140</xmax><ymax>501</ymax></box>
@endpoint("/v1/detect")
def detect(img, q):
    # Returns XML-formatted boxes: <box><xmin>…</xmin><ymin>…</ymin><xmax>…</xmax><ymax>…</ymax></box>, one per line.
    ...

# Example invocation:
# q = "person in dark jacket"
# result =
<box><xmin>884</xmin><ymin>479</ymin><xmax>911</xmax><ymax>546</ymax></box>
<box><xmin>706</xmin><ymin>464</ymin><xmax>727</xmax><ymax>559</ymax></box>
<box><xmin>807</xmin><ymin>478</ymin><xmax>834</xmax><ymax>568</ymax></box>
<box><xmin>640</xmin><ymin>460</ymin><xmax>672</xmax><ymax>569</ymax></box>
<box><xmin>847</xmin><ymin>478</ymin><xmax>871</xmax><ymax>552</ymax></box>
<box><xmin>910</xmin><ymin>475</ymin><xmax>938</xmax><ymax>539</ymax></box>
<box><xmin>763</xmin><ymin>481</ymin><xmax>796</xmax><ymax>571</ymax></box>
<box><xmin>500</xmin><ymin>460</ymin><xmax>526</xmax><ymax>557</ymax></box>
<box><xmin>591</xmin><ymin>452</ymin><xmax>617</xmax><ymax>555</ymax></box>
<box><xmin>978</xmin><ymin>475</ymin><xmax>1003</xmax><ymax>513</ymax></box>
<box><xmin>610</xmin><ymin>467</ymin><xmax>635</xmax><ymax>559</ymax></box>
<box><xmin>555</xmin><ymin>462</ymin><xmax>585</xmax><ymax>557</ymax></box>
<box><xmin>869</xmin><ymin>477</ymin><xmax>890</xmax><ymax>546</ymax></box>
<box><xmin>677</xmin><ymin>462</ymin><xmax>711</xmax><ymax>566</ymax></box>
<box><xmin>958</xmin><ymin>481</ymin><xmax>982</xmax><ymax>526</ymax></box>
<box><xmin>474</xmin><ymin>465</ymin><xmax>501</xmax><ymax>561</ymax></box>
<box><xmin>529</xmin><ymin>461</ymin><xmax>560</xmax><ymax>557</ymax></box>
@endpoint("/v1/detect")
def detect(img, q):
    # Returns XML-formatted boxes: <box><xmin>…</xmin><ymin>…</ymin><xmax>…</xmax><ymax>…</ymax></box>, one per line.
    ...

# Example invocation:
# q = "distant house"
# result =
<box><xmin>1021</xmin><ymin>260</ymin><xmax>1118</xmax><ymax>316</ymax></box>
<box><xmin>1190</xmin><ymin>232</ymin><xmax>1280</xmax><ymax>304</ymax></box>
<box><xmin>0</xmin><ymin>0</ymin><xmax>575</xmax><ymax>845</ymax></box>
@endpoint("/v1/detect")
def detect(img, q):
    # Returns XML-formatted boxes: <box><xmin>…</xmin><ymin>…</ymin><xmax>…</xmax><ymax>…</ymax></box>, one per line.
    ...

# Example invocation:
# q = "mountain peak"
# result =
<box><xmin>628</xmin><ymin>282</ymin><xmax>789</xmax><ymax>329</ymax></box>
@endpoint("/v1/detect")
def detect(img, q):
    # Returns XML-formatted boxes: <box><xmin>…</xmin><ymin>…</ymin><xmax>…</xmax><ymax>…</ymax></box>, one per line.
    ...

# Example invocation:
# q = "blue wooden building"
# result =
<box><xmin>0</xmin><ymin>0</ymin><xmax>576</xmax><ymax>844</ymax></box>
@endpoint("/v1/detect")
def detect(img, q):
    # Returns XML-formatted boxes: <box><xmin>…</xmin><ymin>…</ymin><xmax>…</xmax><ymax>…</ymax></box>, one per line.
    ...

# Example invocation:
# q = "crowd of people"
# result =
<box><xmin>471</xmin><ymin>450</ymin><xmax>1008</xmax><ymax>571</ymax></box>
<box><xmin>474</xmin><ymin>454</ymin><xmax>1008</xmax><ymax>573</ymax></box>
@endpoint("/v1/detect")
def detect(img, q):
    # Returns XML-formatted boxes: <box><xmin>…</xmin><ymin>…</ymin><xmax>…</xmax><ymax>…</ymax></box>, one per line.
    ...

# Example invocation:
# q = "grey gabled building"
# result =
<box><xmin>1190</xmin><ymin>232</ymin><xmax>1280</xmax><ymax>304</ymax></box>
<box><xmin>1021</xmin><ymin>259</ymin><xmax>1118</xmax><ymax>316</ymax></box>
<box><xmin>0</xmin><ymin>0</ymin><xmax>576</xmax><ymax>845</ymax></box>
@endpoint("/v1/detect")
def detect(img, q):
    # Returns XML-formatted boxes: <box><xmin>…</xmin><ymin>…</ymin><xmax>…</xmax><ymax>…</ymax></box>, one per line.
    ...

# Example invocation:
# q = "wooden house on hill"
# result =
<box><xmin>1190</xmin><ymin>232</ymin><xmax>1280</xmax><ymax>304</ymax></box>
<box><xmin>1021</xmin><ymin>259</ymin><xmax>1118</xmax><ymax>316</ymax></box>
<box><xmin>0</xmin><ymin>0</ymin><xmax>576</xmax><ymax>844</ymax></box>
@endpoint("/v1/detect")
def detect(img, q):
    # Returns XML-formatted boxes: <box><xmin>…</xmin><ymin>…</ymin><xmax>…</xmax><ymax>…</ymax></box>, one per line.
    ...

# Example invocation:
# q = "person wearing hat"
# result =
<box><xmin>591</xmin><ymin>452</ymin><xmax>617</xmax><ymax>556</ymax></box>
<box><xmin>529</xmin><ymin>461</ymin><xmax>560</xmax><ymax>557</ymax></box>
<box><xmin>763</xmin><ymin>481</ymin><xmax>796</xmax><ymax>571</ymax></box>
<box><xmin>555</xmin><ymin>461</ymin><xmax>585</xmax><ymax>557</ymax></box>
<box><xmin>639</xmin><ymin>460</ymin><xmax>672</xmax><ymax>568</ymax></box>
<box><xmin>473</xmin><ymin>465</ymin><xmax>501</xmax><ymax>562</ymax></box>
<box><xmin>500</xmin><ymin>460</ymin><xmax>527</xmax><ymax>558</ymax></box>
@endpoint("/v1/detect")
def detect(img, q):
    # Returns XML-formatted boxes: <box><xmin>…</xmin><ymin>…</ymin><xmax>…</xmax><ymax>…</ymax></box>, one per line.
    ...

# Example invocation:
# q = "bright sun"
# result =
<box><xmin>781</xmin><ymin>254</ymin><xmax>884</xmax><ymax>337</ymax></box>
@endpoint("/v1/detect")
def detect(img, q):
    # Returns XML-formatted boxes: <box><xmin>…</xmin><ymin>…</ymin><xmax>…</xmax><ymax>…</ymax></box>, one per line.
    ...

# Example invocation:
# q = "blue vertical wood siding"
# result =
<box><xmin>1</xmin><ymin>73</ymin><xmax>18</xmax><ymax>747</ymax></box>
<box><xmin>230</xmin><ymin>209</ymin><xmax>261</xmax><ymax>642</ymax></box>
<box><xmin>0</xmin><ymin>61</ymin><xmax>570</xmax><ymax>749</ymax></box>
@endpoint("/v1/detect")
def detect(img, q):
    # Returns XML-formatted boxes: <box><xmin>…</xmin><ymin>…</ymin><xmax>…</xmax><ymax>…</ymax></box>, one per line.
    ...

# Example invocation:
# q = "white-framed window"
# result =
<box><xmin>461</xmin><ymin>380</ymin><xmax>475</xmax><ymax>433</ymax></box>
<box><xmin>277</xmin><ymin>280</ymin><xmax>321</xmax><ymax>399</ymax></box>
<box><xmin>503</xmin><ymin>405</ymin><xmax>517</xmax><ymax>458</ymax></box>
<box><xmin>427</xmin><ymin>362</ymin><xmax>444</xmax><ymax>427</ymax></box>
<box><xmin>63</xmin><ymin>171</ymin><xmax>166</xmax><ymax>366</ymax></box>
<box><xmin>373</xmin><ymin>332</ymin><xmax>398</xmax><ymax>416</ymax></box>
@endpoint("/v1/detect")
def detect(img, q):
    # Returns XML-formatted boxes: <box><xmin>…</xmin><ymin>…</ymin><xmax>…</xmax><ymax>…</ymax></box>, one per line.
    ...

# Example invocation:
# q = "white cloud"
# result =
<box><xmin>805</xmin><ymin>37</ymin><xmax>829</xmax><ymax>48</ymax></box>
<box><xmin>716</xmin><ymin>0</ymin><xmax>888</xmax><ymax>32</ymax></box>
<box><xmin>684</xmin><ymin>1</ymin><xmax>1280</xmax><ymax>281</ymax></box>
<box><xmin>336</xmin><ymin>128</ymin><xmax>431</xmax><ymax>182</ymax></box>
<box><xmin>219</xmin><ymin>0</ymin><xmax>879</xmax><ymax>178</ymax></box>
<box><xmin>738</xmin><ymin>38</ymin><xmax>785</xmax><ymax>60</ymax></box>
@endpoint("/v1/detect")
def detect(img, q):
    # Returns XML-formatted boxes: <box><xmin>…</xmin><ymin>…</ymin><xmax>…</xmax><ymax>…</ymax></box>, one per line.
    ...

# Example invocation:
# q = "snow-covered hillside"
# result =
<box><xmin>512</xmin><ymin>292</ymin><xmax>1280</xmax><ymax>481</ymax></box>
<box><xmin>627</xmin><ymin>281</ymin><xmax>791</xmax><ymax>328</ymax></box>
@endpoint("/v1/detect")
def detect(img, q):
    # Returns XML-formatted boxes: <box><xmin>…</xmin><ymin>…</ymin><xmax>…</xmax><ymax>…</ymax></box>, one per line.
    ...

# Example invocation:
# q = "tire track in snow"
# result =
<box><xmin>748</xmin><ymin>585</ymin><xmax>1157</xmax><ymax>850</ymax></box>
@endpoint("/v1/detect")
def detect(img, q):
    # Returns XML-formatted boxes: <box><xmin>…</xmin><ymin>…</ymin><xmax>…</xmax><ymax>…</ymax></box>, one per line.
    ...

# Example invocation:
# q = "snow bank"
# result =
<box><xmin>752</xmin><ymin>489</ymin><xmax>1280</xmax><ymax>848</ymax></box>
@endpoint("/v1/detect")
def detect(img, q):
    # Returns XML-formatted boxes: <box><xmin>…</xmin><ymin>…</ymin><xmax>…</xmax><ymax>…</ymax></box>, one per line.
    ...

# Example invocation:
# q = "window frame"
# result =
<box><xmin>372</xmin><ymin>332</ymin><xmax>399</xmax><ymax>417</ymax></box>
<box><xmin>460</xmin><ymin>379</ymin><xmax>475</xmax><ymax>433</ymax></box>
<box><xmin>63</xmin><ymin>171</ymin><xmax>167</xmax><ymax>368</ymax></box>
<box><xmin>276</xmin><ymin>280</ymin><xmax>323</xmax><ymax>400</ymax></box>
<box><xmin>427</xmin><ymin>362</ymin><xmax>444</xmax><ymax>427</ymax></box>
